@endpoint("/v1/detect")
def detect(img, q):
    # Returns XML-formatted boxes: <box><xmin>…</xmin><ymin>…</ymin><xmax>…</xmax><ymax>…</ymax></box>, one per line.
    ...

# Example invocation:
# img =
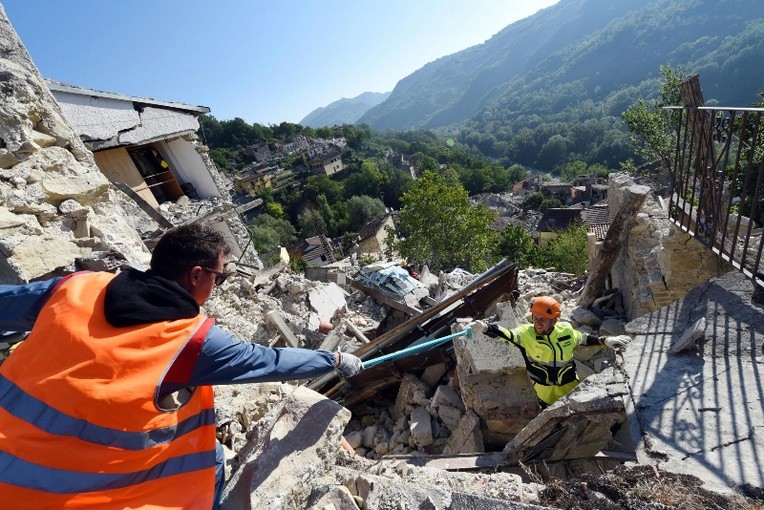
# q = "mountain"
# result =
<box><xmin>300</xmin><ymin>91</ymin><xmax>391</xmax><ymax>128</ymax></box>
<box><xmin>358</xmin><ymin>0</ymin><xmax>764</xmax><ymax>135</ymax></box>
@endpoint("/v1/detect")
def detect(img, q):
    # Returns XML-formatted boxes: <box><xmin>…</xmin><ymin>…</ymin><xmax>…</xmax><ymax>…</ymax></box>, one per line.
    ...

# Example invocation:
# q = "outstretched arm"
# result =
<box><xmin>0</xmin><ymin>277</ymin><xmax>62</xmax><ymax>332</ymax></box>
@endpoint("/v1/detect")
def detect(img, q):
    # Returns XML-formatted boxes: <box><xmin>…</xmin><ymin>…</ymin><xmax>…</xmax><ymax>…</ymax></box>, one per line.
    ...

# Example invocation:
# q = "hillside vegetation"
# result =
<box><xmin>358</xmin><ymin>0</ymin><xmax>764</xmax><ymax>171</ymax></box>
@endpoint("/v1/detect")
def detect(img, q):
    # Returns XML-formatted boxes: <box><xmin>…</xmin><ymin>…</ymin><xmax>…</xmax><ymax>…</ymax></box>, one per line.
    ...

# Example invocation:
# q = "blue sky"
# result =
<box><xmin>2</xmin><ymin>1</ymin><xmax>559</xmax><ymax>125</ymax></box>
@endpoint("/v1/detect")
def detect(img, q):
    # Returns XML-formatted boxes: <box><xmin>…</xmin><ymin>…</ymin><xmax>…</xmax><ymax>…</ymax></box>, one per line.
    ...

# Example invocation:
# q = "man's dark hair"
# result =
<box><xmin>150</xmin><ymin>224</ymin><xmax>231</xmax><ymax>281</ymax></box>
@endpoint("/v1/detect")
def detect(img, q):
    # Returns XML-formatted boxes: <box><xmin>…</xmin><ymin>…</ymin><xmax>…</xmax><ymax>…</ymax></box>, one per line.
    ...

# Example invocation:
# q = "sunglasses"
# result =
<box><xmin>203</xmin><ymin>267</ymin><xmax>228</xmax><ymax>286</ymax></box>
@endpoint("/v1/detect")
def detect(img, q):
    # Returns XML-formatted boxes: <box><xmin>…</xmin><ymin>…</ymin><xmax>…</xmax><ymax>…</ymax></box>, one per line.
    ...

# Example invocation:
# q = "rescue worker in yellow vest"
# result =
<box><xmin>0</xmin><ymin>224</ymin><xmax>363</xmax><ymax>509</ymax></box>
<box><xmin>462</xmin><ymin>296</ymin><xmax>630</xmax><ymax>408</ymax></box>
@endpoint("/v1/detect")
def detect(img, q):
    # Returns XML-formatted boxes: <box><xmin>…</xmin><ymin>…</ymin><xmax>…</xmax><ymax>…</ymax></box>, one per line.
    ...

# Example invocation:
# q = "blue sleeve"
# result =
<box><xmin>188</xmin><ymin>324</ymin><xmax>337</xmax><ymax>386</ymax></box>
<box><xmin>0</xmin><ymin>278</ymin><xmax>62</xmax><ymax>332</ymax></box>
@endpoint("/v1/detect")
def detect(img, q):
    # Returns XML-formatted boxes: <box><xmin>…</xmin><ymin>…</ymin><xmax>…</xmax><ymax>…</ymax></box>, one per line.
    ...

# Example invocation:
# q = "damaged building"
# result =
<box><xmin>1</xmin><ymin>6</ymin><xmax>762</xmax><ymax>509</ymax></box>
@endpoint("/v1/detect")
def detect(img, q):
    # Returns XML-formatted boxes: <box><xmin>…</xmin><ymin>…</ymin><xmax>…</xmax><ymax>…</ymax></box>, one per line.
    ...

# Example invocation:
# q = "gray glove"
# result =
<box><xmin>470</xmin><ymin>320</ymin><xmax>489</xmax><ymax>334</ymax></box>
<box><xmin>602</xmin><ymin>335</ymin><xmax>631</xmax><ymax>350</ymax></box>
<box><xmin>336</xmin><ymin>351</ymin><xmax>364</xmax><ymax>377</ymax></box>
<box><xmin>453</xmin><ymin>319</ymin><xmax>488</xmax><ymax>334</ymax></box>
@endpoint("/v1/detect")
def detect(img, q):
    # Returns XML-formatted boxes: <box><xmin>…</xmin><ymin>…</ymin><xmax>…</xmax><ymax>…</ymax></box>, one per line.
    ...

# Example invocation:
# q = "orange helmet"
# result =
<box><xmin>530</xmin><ymin>296</ymin><xmax>561</xmax><ymax>319</ymax></box>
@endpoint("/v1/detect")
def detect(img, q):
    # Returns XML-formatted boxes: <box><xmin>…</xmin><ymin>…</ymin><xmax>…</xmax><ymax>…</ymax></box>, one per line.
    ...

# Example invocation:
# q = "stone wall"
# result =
<box><xmin>607</xmin><ymin>173</ymin><xmax>730</xmax><ymax>319</ymax></box>
<box><xmin>0</xmin><ymin>6</ymin><xmax>149</xmax><ymax>282</ymax></box>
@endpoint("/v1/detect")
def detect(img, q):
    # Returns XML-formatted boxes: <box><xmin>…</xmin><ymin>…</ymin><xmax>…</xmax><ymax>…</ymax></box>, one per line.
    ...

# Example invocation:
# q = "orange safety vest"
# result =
<box><xmin>0</xmin><ymin>272</ymin><xmax>217</xmax><ymax>509</ymax></box>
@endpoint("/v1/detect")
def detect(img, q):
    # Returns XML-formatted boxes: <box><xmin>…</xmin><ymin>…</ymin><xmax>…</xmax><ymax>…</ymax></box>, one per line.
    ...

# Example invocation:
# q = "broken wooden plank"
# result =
<box><xmin>344</xmin><ymin>320</ymin><xmax>370</xmax><ymax>344</ymax></box>
<box><xmin>349</xmin><ymin>277</ymin><xmax>422</xmax><ymax>316</ymax></box>
<box><xmin>309</xmin><ymin>260</ymin><xmax>518</xmax><ymax>396</ymax></box>
<box><xmin>265</xmin><ymin>310</ymin><xmax>299</xmax><ymax>348</ymax></box>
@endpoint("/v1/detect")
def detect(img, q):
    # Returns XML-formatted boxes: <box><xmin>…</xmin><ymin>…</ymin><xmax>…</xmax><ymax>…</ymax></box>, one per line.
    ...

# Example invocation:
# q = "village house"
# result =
<box><xmin>308</xmin><ymin>146</ymin><xmax>344</xmax><ymax>176</ymax></box>
<box><xmin>536</xmin><ymin>207</ymin><xmax>583</xmax><ymax>247</ymax></box>
<box><xmin>571</xmin><ymin>175</ymin><xmax>609</xmax><ymax>204</ymax></box>
<box><xmin>353</xmin><ymin>213</ymin><xmax>395</xmax><ymax>259</ymax></box>
<box><xmin>47</xmin><ymin>80</ymin><xmax>224</xmax><ymax>210</ymax></box>
<box><xmin>512</xmin><ymin>175</ymin><xmax>540</xmax><ymax>196</ymax></box>
<box><xmin>233</xmin><ymin>165</ymin><xmax>279</xmax><ymax>195</ymax></box>
<box><xmin>540</xmin><ymin>181</ymin><xmax>573</xmax><ymax>204</ymax></box>
<box><xmin>245</xmin><ymin>141</ymin><xmax>273</xmax><ymax>163</ymax></box>
<box><xmin>44</xmin><ymin>80</ymin><xmax>264</xmax><ymax>261</ymax></box>
<box><xmin>289</xmin><ymin>234</ymin><xmax>336</xmax><ymax>267</ymax></box>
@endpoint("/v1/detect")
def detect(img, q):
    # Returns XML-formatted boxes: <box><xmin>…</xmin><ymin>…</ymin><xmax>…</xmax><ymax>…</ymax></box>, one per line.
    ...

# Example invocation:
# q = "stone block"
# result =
<box><xmin>420</xmin><ymin>363</ymin><xmax>448</xmax><ymax>388</ymax></box>
<box><xmin>221</xmin><ymin>386</ymin><xmax>350</xmax><ymax>509</ymax></box>
<box><xmin>443</xmin><ymin>410</ymin><xmax>484</xmax><ymax>455</ymax></box>
<box><xmin>393</xmin><ymin>373</ymin><xmax>431</xmax><ymax>420</ymax></box>
<box><xmin>409</xmin><ymin>406</ymin><xmax>433</xmax><ymax>448</ymax></box>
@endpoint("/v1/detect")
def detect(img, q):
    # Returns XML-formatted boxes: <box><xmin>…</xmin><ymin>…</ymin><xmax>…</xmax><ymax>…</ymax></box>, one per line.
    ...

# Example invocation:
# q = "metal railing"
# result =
<box><xmin>665</xmin><ymin>105</ymin><xmax>764</xmax><ymax>287</ymax></box>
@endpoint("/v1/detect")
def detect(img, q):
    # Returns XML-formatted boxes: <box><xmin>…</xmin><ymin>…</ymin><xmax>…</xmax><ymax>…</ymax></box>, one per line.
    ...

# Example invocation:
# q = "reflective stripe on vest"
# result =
<box><xmin>514</xmin><ymin>322</ymin><xmax>583</xmax><ymax>387</ymax></box>
<box><xmin>0</xmin><ymin>272</ymin><xmax>216</xmax><ymax>508</ymax></box>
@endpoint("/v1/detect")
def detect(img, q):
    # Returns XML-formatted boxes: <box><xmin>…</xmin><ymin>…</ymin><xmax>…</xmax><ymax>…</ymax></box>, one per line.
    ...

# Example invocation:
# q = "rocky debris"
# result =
<box><xmin>335</xmin><ymin>454</ymin><xmax>544</xmax><ymax>510</ymax></box>
<box><xmin>503</xmin><ymin>367</ymin><xmax>629</xmax><ymax>466</ymax></box>
<box><xmin>2</xmin><ymin>7</ymin><xmax>759</xmax><ymax>506</ymax></box>
<box><xmin>215</xmin><ymin>382</ymin><xmax>544</xmax><ymax>510</ymax></box>
<box><xmin>334</xmin><ymin>265</ymin><xmax>627</xmax><ymax>462</ymax></box>
<box><xmin>222</xmin><ymin>385</ymin><xmax>351</xmax><ymax>510</ymax></box>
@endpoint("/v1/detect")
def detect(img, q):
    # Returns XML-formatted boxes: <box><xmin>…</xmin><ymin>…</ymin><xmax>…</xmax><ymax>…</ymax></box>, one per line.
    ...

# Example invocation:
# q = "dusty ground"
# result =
<box><xmin>536</xmin><ymin>464</ymin><xmax>764</xmax><ymax>509</ymax></box>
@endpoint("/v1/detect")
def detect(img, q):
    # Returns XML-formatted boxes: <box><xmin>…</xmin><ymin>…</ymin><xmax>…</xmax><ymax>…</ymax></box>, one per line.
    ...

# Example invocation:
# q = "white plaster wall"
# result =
<box><xmin>160</xmin><ymin>138</ymin><xmax>221</xmax><ymax>199</ymax></box>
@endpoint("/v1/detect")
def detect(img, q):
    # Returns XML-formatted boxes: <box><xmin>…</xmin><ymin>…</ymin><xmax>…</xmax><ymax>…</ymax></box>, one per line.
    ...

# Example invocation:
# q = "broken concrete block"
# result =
<box><xmin>443</xmin><ymin>410</ymin><xmax>485</xmax><ymax>455</ymax></box>
<box><xmin>599</xmin><ymin>317</ymin><xmax>627</xmax><ymax>336</ymax></box>
<box><xmin>303</xmin><ymin>484</ymin><xmax>358</xmax><ymax>510</ymax></box>
<box><xmin>430</xmin><ymin>384</ymin><xmax>466</xmax><ymax>432</ymax></box>
<box><xmin>409</xmin><ymin>406</ymin><xmax>433</xmax><ymax>448</ymax></box>
<box><xmin>436</xmin><ymin>405</ymin><xmax>464</xmax><ymax>434</ymax></box>
<box><xmin>308</xmin><ymin>282</ymin><xmax>348</xmax><ymax>322</ymax></box>
<box><xmin>265</xmin><ymin>310</ymin><xmax>299</xmax><ymax>348</ymax></box>
<box><xmin>420</xmin><ymin>362</ymin><xmax>448</xmax><ymax>389</ymax></box>
<box><xmin>361</xmin><ymin>425</ymin><xmax>389</xmax><ymax>449</ymax></box>
<box><xmin>571</xmin><ymin>306</ymin><xmax>602</xmax><ymax>328</ymax></box>
<box><xmin>393</xmin><ymin>373</ymin><xmax>431</xmax><ymax>420</ymax></box>
<box><xmin>502</xmin><ymin>367</ymin><xmax>627</xmax><ymax>465</ymax></box>
<box><xmin>221</xmin><ymin>386</ymin><xmax>350</xmax><ymax>509</ymax></box>
<box><xmin>345</xmin><ymin>430</ymin><xmax>362</xmax><ymax>450</ymax></box>
<box><xmin>670</xmin><ymin>317</ymin><xmax>706</xmax><ymax>353</ymax></box>
<box><xmin>430</xmin><ymin>384</ymin><xmax>465</xmax><ymax>411</ymax></box>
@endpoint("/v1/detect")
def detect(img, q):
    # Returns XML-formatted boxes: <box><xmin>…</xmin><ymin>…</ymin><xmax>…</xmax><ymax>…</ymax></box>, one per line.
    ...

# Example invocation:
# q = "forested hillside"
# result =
<box><xmin>358</xmin><ymin>0</ymin><xmax>764</xmax><ymax>170</ymax></box>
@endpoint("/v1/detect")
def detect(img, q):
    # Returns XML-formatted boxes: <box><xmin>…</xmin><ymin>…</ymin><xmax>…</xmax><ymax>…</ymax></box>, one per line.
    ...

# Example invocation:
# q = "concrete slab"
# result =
<box><xmin>621</xmin><ymin>270</ymin><xmax>764</xmax><ymax>494</ymax></box>
<box><xmin>502</xmin><ymin>367</ymin><xmax>628</xmax><ymax>464</ymax></box>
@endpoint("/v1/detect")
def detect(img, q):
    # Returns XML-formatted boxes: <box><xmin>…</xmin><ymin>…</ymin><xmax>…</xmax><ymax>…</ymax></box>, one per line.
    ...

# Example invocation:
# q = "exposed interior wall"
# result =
<box><xmin>160</xmin><ymin>138</ymin><xmax>222</xmax><ymax>199</ymax></box>
<box><xmin>94</xmin><ymin>149</ymin><xmax>160</xmax><ymax>209</ymax></box>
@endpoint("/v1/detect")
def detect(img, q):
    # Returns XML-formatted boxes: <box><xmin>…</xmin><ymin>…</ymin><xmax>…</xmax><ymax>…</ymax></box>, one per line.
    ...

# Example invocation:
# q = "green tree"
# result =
<box><xmin>304</xmin><ymin>174</ymin><xmax>344</xmax><ymax>203</ymax></box>
<box><xmin>346</xmin><ymin>195</ymin><xmax>387</xmax><ymax>232</ymax></box>
<box><xmin>248</xmin><ymin>214</ymin><xmax>298</xmax><ymax>254</ymax></box>
<box><xmin>297</xmin><ymin>208</ymin><xmax>327</xmax><ymax>238</ymax></box>
<box><xmin>539</xmin><ymin>197</ymin><xmax>562</xmax><ymax>211</ymax></box>
<box><xmin>623</xmin><ymin>65</ymin><xmax>686</xmax><ymax>171</ymax></box>
<box><xmin>389</xmin><ymin>170</ymin><xmax>498</xmax><ymax>272</ymax></box>
<box><xmin>498</xmin><ymin>226</ymin><xmax>539</xmax><ymax>268</ymax></box>
<box><xmin>537</xmin><ymin>224</ymin><xmax>589</xmax><ymax>275</ymax></box>
<box><xmin>559</xmin><ymin>160</ymin><xmax>589</xmax><ymax>182</ymax></box>
<box><xmin>522</xmin><ymin>192</ymin><xmax>545</xmax><ymax>210</ymax></box>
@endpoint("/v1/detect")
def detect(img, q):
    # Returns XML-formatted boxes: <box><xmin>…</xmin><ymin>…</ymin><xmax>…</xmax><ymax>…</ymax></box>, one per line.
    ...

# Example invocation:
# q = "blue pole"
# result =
<box><xmin>361</xmin><ymin>327</ymin><xmax>473</xmax><ymax>369</ymax></box>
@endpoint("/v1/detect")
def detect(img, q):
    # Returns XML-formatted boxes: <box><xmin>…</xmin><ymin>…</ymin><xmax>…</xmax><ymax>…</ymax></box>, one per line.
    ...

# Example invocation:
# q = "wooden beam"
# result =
<box><xmin>265</xmin><ymin>310</ymin><xmax>299</xmax><ymax>348</ymax></box>
<box><xmin>578</xmin><ymin>184</ymin><xmax>649</xmax><ymax>307</ymax></box>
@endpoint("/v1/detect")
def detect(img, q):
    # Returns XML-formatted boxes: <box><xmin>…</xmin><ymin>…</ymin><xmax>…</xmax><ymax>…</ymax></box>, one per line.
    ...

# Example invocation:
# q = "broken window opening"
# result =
<box><xmin>127</xmin><ymin>145</ymin><xmax>184</xmax><ymax>204</ymax></box>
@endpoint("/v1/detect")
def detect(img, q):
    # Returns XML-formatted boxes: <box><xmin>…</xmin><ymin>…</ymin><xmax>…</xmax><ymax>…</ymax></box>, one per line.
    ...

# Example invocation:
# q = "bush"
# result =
<box><xmin>537</xmin><ymin>223</ymin><xmax>589</xmax><ymax>275</ymax></box>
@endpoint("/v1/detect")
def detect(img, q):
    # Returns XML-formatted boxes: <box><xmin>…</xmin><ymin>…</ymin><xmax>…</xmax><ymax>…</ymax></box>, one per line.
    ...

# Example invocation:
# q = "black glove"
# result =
<box><xmin>336</xmin><ymin>351</ymin><xmax>364</xmax><ymax>377</ymax></box>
